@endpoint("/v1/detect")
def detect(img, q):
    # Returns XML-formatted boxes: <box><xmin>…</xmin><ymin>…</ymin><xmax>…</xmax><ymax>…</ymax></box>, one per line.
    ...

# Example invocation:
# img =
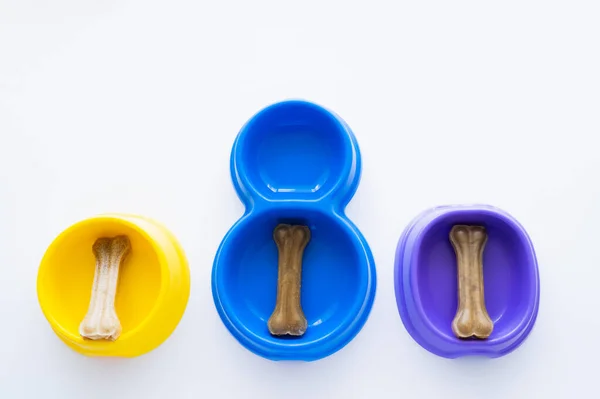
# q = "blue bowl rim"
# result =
<box><xmin>394</xmin><ymin>204</ymin><xmax>540</xmax><ymax>358</ymax></box>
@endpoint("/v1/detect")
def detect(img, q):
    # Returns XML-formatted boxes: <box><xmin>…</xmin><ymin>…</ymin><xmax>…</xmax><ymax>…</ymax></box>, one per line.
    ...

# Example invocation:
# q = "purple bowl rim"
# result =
<box><xmin>394</xmin><ymin>204</ymin><xmax>540</xmax><ymax>358</ymax></box>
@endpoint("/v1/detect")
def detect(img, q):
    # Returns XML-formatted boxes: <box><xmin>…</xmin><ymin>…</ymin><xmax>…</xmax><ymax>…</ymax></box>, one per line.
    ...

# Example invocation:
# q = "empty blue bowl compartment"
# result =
<box><xmin>232</xmin><ymin>101</ymin><xmax>355</xmax><ymax>202</ymax></box>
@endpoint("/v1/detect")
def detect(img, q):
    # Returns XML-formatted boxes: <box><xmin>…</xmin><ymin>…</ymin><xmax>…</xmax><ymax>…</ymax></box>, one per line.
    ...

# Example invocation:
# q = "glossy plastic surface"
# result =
<box><xmin>37</xmin><ymin>214</ymin><xmax>190</xmax><ymax>357</ymax></box>
<box><xmin>212</xmin><ymin>100</ymin><xmax>376</xmax><ymax>361</ymax></box>
<box><xmin>395</xmin><ymin>205</ymin><xmax>540</xmax><ymax>358</ymax></box>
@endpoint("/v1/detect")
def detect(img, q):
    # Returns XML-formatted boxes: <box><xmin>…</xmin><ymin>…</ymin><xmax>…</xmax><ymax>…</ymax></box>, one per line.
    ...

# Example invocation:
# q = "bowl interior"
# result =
<box><xmin>216</xmin><ymin>207</ymin><xmax>366</xmax><ymax>348</ymax></box>
<box><xmin>414</xmin><ymin>212</ymin><xmax>534</xmax><ymax>340</ymax></box>
<box><xmin>236</xmin><ymin>101</ymin><xmax>350</xmax><ymax>201</ymax></box>
<box><xmin>39</xmin><ymin>219</ymin><xmax>162</xmax><ymax>338</ymax></box>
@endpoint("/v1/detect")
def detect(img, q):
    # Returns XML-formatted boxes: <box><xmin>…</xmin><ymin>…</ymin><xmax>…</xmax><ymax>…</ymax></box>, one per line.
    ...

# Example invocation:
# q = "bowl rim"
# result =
<box><xmin>229</xmin><ymin>99</ymin><xmax>358</xmax><ymax>207</ymax></box>
<box><xmin>37</xmin><ymin>214</ymin><xmax>171</xmax><ymax>348</ymax></box>
<box><xmin>394</xmin><ymin>204</ymin><xmax>540</xmax><ymax>358</ymax></box>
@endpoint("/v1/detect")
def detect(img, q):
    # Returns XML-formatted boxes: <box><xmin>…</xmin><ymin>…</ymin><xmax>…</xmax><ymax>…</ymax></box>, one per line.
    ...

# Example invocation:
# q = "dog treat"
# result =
<box><xmin>268</xmin><ymin>224</ymin><xmax>311</xmax><ymax>337</ymax></box>
<box><xmin>79</xmin><ymin>235</ymin><xmax>131</xmax><ymax>341</ymax></box>
<box><xmin>450</xmin><ymin>225</ymin><xmax>493</xmax><ymax>339</ymax></box>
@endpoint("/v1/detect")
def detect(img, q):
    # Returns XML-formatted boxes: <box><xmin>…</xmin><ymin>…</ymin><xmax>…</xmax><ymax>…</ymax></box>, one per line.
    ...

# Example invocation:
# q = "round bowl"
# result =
<box><xmin>37</xmin><ymin>214</ymin><xmax>190</xmax><ymax>357</ymax></box>
<box><xmin>212</xmin><ymin>206</ymin><xmax>375</xmax><ymax>361</ymax></box>
<box><xmin>230</xmin><ymin>99</ymin><xmax>359</xmax><ymax>205</ymax></box>
<box><xmin>395</xmin><ymin>205</ymin><xmax>540</xmax><ymax>358</ymax></box>
<box><xmin>213</xmin><ymin>99</ymin><xmax>376</xmax><ymax>361</ymax></box>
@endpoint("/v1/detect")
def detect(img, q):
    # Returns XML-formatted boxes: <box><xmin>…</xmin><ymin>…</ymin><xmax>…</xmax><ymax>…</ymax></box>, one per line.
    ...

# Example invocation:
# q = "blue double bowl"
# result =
<box><xmin>211</xmin><ymin>100</ymin><xmax>377</xmax><ymax>361</ymax></box>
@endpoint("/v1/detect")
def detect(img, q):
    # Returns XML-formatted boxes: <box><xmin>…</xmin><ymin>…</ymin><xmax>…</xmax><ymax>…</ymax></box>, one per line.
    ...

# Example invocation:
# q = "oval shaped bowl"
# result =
<box><xmin>395</xmin><ymin>205</ymin><xmax>540</xmax><ymax>358</ymax></box>
<box><xmin>213</xmin><ymin>100</ymin><xmax>376</xmax><ymax>361</ymax></box>
<box><xmin>38</xmin><ymin>214</ymin><xmax>190</xmax><ymax>357</ymax></box>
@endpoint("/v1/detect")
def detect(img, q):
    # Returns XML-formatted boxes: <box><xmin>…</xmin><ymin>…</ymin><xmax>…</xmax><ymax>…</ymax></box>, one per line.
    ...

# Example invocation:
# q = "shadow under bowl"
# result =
<box><xmin>37</xmin><ymin>214</ymin><xmax>190</xmax><ymax>357</ymax></box>
<box><xmin>212</xmin><ymin>207</ymin><xmax>375</xmax><ymax>361</ymax></box>
<box><xmin>395</xmin><ymin>205</ymin><xmax>540</xmax><ymax>358</ymax></box>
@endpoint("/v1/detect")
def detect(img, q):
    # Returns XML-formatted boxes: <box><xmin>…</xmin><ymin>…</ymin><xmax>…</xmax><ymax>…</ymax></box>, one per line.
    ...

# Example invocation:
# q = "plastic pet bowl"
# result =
<box><xmin>37</xmin><ymin>214</ymin><xmax>190</xmax><ymax>357</ymax></box>
<box><xmin>395</xmin><ymin>205</ymin><xmax>540</xmax><ymax>358</ymax></box>
<box><xmin>212</xmin><ymin>99</ymin><xmax>376</xmax><ymax>361</ymax></box>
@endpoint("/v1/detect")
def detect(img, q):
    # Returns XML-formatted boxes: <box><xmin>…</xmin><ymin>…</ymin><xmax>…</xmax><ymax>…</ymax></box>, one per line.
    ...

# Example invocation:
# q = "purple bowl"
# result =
<box><xmin>394</xmin><ymin>205</ymin><xmax>540</xmax><ymax>358</ymax></box>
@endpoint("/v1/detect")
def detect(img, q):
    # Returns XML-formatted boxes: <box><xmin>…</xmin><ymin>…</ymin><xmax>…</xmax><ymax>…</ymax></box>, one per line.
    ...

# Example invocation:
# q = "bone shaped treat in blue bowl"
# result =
<box><xmin>212</xmin><ymin>100</ymin><xmax>376</xmax><ymax>361</ymax></box>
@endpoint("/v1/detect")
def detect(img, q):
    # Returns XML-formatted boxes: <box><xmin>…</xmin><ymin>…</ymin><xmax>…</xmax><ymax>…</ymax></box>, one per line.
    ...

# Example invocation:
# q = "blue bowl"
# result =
<box><xmin>212</xmin><ymin>100</ymin><xmax>376</xmax><ymax>361</ymax></box>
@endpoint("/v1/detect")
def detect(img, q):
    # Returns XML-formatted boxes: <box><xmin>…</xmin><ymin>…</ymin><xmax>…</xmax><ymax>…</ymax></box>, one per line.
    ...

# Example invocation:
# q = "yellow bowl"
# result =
<box><xmin>37</xmin><ymin>214</ymin><xmax>190</xmax><ymax>357</ymax></box>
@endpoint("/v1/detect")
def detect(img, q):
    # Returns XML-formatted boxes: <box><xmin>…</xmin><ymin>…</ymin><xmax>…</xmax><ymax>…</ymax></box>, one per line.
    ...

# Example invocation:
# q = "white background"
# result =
<box><xmin>1</xmin><ymin>1</ymin><xmax>599</xmax><ymax>398</ymax></box>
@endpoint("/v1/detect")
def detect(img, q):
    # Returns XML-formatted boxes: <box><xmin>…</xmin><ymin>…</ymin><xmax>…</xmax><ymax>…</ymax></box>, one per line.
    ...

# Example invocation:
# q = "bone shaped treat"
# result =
<box><xmin>79</xmin><ymin>235</ymin><xmax>131</xmax><ymax>341</ymax></box>
<box><xmin>268</xmin><ymin>224</ymin><xmax>311</xmax><ymax>337</ymax></box>
<box><xmin>450</xmin><ymin>225</ymin><xmax>494</xmax><ymax>339</ymax></box>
